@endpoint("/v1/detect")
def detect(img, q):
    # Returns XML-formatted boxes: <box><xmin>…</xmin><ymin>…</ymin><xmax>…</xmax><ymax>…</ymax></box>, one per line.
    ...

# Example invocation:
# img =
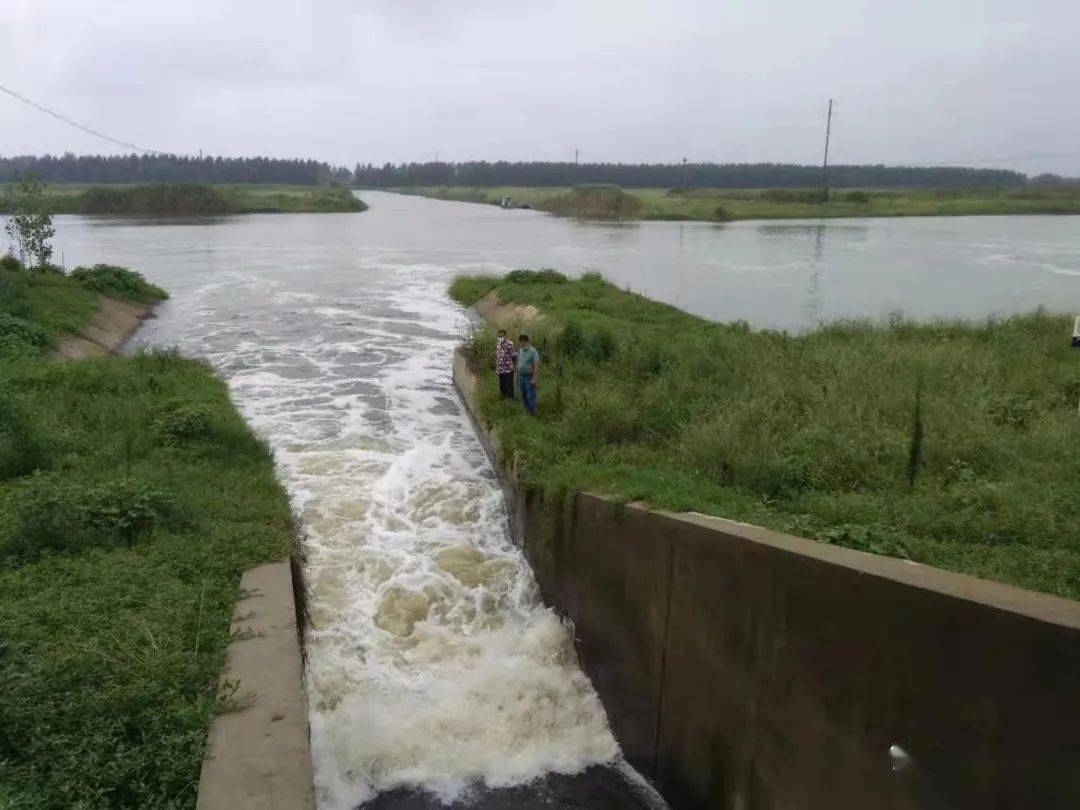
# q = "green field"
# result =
<box><xmin>451</xmin><ymin>270</ymin><xmax>1080</xmax><ymax>601</ymax></box>
<box><xmin>0</xmin><ymin>182</ymin><xmax>366</xmax><ymax>215</ymax></box>
<box><xmin>402</xmin><ymin>184</ymin><xmax>1080</xmax><ymax>222</ymax></box>
<box><xmin>0</xmin><ymin>266</ymin><xmax>295</xmax><ymax>807</ymax></box>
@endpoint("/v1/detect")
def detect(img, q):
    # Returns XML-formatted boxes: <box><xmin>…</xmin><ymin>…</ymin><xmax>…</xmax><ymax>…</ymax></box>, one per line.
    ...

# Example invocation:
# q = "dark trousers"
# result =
<box><xmin>498</xmin><ymin>372</ymin><xmax>515</xmax><ymax>399</ymax></box>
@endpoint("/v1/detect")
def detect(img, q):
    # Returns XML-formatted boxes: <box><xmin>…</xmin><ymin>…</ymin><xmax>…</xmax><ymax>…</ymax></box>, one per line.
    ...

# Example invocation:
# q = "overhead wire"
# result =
<box><xmin>0</xmin><ymin>83</ymin><xmax>163</xmax><ymax>155</ymax></box>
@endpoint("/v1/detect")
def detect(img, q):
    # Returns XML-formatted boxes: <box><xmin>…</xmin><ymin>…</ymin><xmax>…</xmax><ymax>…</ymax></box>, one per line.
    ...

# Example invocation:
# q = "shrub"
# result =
<box><xmin>0</xmin><ymin>276</ymin><xmax>32</xmax><ymax>320</ymax></box>
<box><xmin>714</xmin><ymin>205</ymin><xmax>730</xmax><ymax>220</ymax></box>
<box><xmin>156</xmin><ymin>405</ymin><xmax>213</xmax><ymax>446</ymax></box>
<box><xmin>0</xmin><ymin>253</ymin><xmax>23</xmax><ymax>272</ymax></box>
<box><xmin>844</xmin><ymin>190</ymin><xmax>871</xmax><ymax>204</ymax></box>
<box><xmin>631</xmin><ymin>340</ymin><xmax>673</xmax><ymax>377</ymax></box>
<box><xmin>69</xmin><ymin>264</ymin><xmax>167</xmax><ymax>303</ymax></box>
<box><xmin>556</xmin><ymin>320</ymin><xmax>584</xmax><ymax>358</ymax></box>
<box><xmin>0</xmin><ymin>314</ymin><xmax>48</xmax><ymax>357</ymax></box>
<box><xmin>504</xmin><ymin>268</ymin><xmax>568</xmax><ymax>284</ymax></box>
<box><xmin>583</xmin><ymin>327</ymin><xmax>618</xmax><ymax>363</ymax></box>
<box><xmin>2</xmin><ymin>477</ymin><xmax>181</xmax><ymax>563</ymax></box>
<box><xmin>0</xmin><ymin>397</ymin><xmax>52</xmax><ymax>480</ymax></box>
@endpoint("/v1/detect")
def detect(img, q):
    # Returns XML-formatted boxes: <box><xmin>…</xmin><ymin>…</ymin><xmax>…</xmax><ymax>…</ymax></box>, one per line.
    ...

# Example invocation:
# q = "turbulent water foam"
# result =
<box><xmin>178</xmin><ymin>263</ymin><xmax>618</xmax><ymax>807</ymax></box>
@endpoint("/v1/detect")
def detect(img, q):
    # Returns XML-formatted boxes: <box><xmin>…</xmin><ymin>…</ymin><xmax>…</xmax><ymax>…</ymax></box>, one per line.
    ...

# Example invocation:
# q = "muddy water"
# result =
<box><xmin>44</xmin><ymin>192</ymin><xmax>1080</xmax><ymax>806</ymax></box>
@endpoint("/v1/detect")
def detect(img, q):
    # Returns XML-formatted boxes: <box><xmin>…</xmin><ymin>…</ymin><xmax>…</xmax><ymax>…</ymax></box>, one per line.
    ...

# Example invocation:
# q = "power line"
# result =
<box><xmin>0</xmin><ymin>83</ymin><xmax>162</xmax><ymax>154</ymax></box>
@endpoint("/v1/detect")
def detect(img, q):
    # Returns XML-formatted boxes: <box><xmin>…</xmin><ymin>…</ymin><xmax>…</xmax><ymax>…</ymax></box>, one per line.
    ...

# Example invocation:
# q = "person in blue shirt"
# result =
<box><xmin>517</xmin><ymin>334</ymin><xmax>540</xmax><ymax>415</ymax></box>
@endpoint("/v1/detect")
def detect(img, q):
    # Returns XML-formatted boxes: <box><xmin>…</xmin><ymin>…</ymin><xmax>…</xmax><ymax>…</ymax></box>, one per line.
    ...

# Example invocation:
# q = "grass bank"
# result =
<box><xmin>451</xmin><ymin>271</ymin><xmax>1080</xmax><ymax>601</ymax></box>
<box><xmin>0</xmin><ymin>266</ymin><xmax>295</xmax><ymax>807</ymax></box>
<box><xmin>402</xmin><ymin>184</ymin><xmax>1080</xmax><ymax>222</ymax></box>
<box><xmin>0</xmin><ymin>182</ymin><xmax>366</xmax><ymax>216</ymax></box>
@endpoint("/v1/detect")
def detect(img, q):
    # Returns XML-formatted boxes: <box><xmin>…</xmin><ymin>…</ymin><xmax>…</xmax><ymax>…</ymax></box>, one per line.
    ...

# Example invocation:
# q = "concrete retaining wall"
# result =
<box><xmin>53</xmin><ymin>296</ymin><xmax>153</xmax><ymax>359</ymax></box>
<box><xmin>454</xmin><ymin>349</ymin><xmax>1080</xmax><ymax>810</ymax></box>
<box><xmin>196</xmin><ymin>560</ymin><xmax>315</xmax><ymax>810</ymax></box>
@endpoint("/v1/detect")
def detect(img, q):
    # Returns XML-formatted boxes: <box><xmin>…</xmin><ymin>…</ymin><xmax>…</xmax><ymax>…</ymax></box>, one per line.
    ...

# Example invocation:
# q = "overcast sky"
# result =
<box><xmin>2</xmin><ymin>0</ymin><xmax>1078</xmax><ymax>174</ymax></box>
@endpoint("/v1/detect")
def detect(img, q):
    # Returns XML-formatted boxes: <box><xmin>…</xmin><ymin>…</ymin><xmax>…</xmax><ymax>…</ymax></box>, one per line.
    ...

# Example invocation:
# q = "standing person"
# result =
<box><xmin>495</xmin><ymin>329</ymin><xmax>517</xmax><ymax>399</ymax></box>
<box><xmin>517</xmin><ymin>334</ymin><xmax>540</xmax><ymax>416</ymax></box>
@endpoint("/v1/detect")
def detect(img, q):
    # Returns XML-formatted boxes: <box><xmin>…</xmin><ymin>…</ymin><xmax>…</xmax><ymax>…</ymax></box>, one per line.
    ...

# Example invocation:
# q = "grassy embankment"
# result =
<box><xmin>402</xmin><ymin>184</ymin><xmax>1080</xmax><ymax>222</ymax></box>
<box><xmin>0</xmin><ymin>182</ymin><xmax>366</xmax><ymax>215</ymax></box>
<box><xmin>451</xmin><ymin>270</ymin><xmax>1080</xmax><ymax>601</ymax></box>
<box><xmin>0</xmin><ymin>263</ymin><xmax>295</xmax><ymax>807</ymax></box>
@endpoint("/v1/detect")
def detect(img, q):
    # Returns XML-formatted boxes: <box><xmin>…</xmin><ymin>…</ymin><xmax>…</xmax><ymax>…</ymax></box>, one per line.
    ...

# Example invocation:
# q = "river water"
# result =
<box><xmin>43</xmin><ymin>192</ymin><xmax>1080</xmax><ymax>807</ymax></box>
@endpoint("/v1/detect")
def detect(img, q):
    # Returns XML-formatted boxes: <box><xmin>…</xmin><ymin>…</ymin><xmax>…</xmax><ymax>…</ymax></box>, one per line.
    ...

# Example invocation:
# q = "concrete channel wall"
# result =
<box><xmin>196</xmin><ymin>560</ymin><xmax>315</xmax><ymax>810</ymax></box>
<box><xmin>453</xmin><ymin>349</ymin><xmax>1080</xmax><ymax>810</ymax></box>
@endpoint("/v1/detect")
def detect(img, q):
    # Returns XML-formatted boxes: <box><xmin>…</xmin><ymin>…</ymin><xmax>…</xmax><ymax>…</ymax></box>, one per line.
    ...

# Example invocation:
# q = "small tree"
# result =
<box><xmin>4</xmin><ymin>177</ymin><xmax>55</xmax><ymax>269</ymax></box>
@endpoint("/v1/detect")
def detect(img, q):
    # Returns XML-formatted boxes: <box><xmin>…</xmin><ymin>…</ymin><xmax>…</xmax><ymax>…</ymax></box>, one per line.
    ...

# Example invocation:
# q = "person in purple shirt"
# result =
<box><xmin>495</xmin><ymin>329</ymin><xmax>518</xmax><ymax>399</ymax></box>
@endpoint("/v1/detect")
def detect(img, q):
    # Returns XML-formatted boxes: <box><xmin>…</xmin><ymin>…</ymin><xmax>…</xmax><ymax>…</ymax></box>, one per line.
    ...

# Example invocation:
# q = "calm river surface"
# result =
<box><xmin>44</xmin><ymin>192</ymin><xmax>1080</xmax><ymax>807</ymax></box>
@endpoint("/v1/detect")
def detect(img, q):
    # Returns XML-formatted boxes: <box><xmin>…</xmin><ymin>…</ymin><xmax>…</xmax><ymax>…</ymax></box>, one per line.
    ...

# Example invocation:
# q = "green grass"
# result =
<box><xmin>402</xmin><ymin>184</ymin><xmax>1080</xmax><ymax>222</ymax></box>
<box><xmin>69</xmin><ymin>265</ymin><xmax>169</xmax><ymax>304</ymax></box>
<box><xmin>0</xmin><ymin>183</ymin><xmax>366</xmax><ymax>215</ymax></box>
<box><xmin>1</xmin><ymin>263</ymin><xmax>167</xmax><ymax>349</ymax></box>
<box><xmin>0</xmin><ymin>272</ymin><xmax>294</xmax><ymax>807</ymax></box>
<box><xmin>452</xmin><ymin>271</ymin><xmax>1080</xmax><ymax>600</ymax></box>
<box><xmin>2</xmin><ymin>271</ymin><xmax>101</xmax><ymax>347</ymax></box>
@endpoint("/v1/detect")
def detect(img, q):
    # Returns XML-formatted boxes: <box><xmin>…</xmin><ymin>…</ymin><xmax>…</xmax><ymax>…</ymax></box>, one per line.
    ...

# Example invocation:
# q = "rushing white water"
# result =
<box><xmin>165</xmin><ymin>261</ymin><xmax>619</xmax><ymax>807</ymax></box>
<box><xmin>277</xmin><ymin>273</ymin><xmax>618</xmax><ymax>806</ymax></box>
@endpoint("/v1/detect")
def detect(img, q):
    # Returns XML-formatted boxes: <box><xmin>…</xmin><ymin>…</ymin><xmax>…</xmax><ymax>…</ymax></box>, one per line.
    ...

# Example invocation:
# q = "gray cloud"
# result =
<box><xmin>2</xmin><ymin>0</ymin><xmax>1077</xmax><ymax>174</ymax></box>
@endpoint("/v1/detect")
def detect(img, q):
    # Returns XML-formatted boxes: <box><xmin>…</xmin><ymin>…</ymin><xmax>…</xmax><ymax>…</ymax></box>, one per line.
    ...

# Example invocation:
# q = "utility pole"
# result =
<box><xmin>574</xmin><ymin>148</ymin><xmax>579</xmax><ymax>165</ymax></box>
<box><xmin>821</xmin><ymin>99</ymin><xmax>836</xmax><ymax>201</ymax></box>
<box><xmin>682</xmin><ymin>156</ymin><xmax>688</xmax><ymax>188</ymax></box>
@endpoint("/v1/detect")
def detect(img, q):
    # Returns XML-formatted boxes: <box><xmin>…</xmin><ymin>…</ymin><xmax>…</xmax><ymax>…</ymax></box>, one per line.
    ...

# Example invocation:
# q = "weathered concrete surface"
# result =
<box><xmin>473</xmin><ymin>290</ymin><xmax>543</xmax><ymax>331</ymax></box>
<box><xmin>196</xmin><ymin>560</ymin><xmax>315</xmax><ymax>810</ymax></box>
<box><xmin>453</xmin><ymin>349</ymin><xmax>1080</xmax><ymax>810</ymax></box>
<box><xmin>53</xmin><ymin>296</ymin><xmax>153</xmax><ymax>359</ymax></box>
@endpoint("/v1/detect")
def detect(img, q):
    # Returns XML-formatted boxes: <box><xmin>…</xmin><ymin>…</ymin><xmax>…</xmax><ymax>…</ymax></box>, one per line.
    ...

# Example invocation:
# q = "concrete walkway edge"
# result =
<box><xmin>196</xmin><ymin>559</ymin><xmax>315</xmax><ymax>810</ymax></box>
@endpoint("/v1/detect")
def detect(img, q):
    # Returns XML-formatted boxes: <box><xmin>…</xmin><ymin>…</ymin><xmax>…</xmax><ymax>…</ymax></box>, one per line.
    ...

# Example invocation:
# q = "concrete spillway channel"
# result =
<box><xmin>194</xmin><ymin>294</ymin><xmax>666</xmax><ymax>806</ymax></box>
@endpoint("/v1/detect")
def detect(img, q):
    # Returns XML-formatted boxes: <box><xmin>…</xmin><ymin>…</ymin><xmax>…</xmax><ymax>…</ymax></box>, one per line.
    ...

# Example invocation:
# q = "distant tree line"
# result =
<box><xmin>353</xmin><ymin>161</ymin><xmax>1027</xmax><ymax>189</ymax></box>
<box><xmin>0</xmin><ymin>153</ymin><xmax>353</xmax><ymax>186</ymax></box>
<box><xmin>1029</xmin><ymin>173</ymin><xmax>1080</xmax><ymax>187</ymax></box>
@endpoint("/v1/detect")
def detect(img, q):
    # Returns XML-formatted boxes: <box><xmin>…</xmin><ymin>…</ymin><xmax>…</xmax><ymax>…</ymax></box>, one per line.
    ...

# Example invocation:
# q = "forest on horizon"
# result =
<box><xmin>4</xmin><ymin>153</ymin><xmax>1075</xmax><ymax>190</ymax></box>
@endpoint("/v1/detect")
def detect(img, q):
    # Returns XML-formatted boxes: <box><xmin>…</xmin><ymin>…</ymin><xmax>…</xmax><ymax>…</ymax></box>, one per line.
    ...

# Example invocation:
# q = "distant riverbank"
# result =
<box><xmin>397</xmin><ymin>184</ymin><xmax>1080</xmax><ymax>222</ymax></box>
<box><xmin>0</xmin><ymin>182</ymin><xmax>366</xmax><ymax>216</ymax></box>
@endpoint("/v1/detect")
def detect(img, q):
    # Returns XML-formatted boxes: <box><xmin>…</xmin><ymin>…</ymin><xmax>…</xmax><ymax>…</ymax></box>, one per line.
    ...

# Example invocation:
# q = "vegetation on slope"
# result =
<box><xmin>0</xmin><ymin>267</ymin><xmax>293</xmax><ymax>807</ymax></box>
<box><xmin>0</xmin><ymin>182</ymin><xmax>367</xmax><ymax>216</ymax></box>
<box><xmin>0</xmin><ymin>259</ymin><xmax>167</xmax><ymax>350</ymax></box>
<box><xmin>405</xmin><ymin>184</ymin><xmax>1080</xmax><ymax>222</ymax></box>
<box><xmin>69</xmin><ymin>264</ymin><xmax>169</xmax><ymax>304</ymax></box>
<box><xmin>451</xmin><ymin>271</ymin><xmax>1080</xmax><ymax>600</ymax></box>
